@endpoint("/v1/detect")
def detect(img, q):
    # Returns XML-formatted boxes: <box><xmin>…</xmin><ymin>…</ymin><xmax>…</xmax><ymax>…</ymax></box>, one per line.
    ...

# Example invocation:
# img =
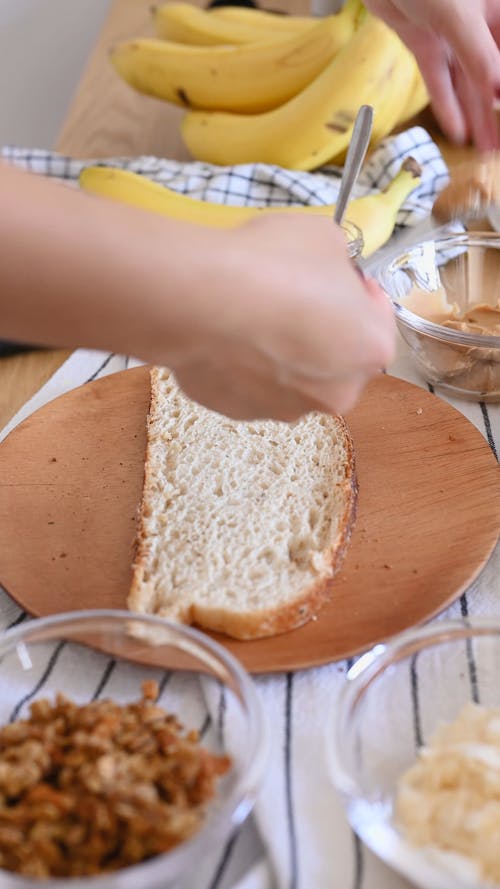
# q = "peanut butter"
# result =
<box><xmin>399</xmin><ymin>287</ymin><xmax>500</xmax><ymax>398</ymax></box>
<box><xmin>401</xmin><ymin>286</ymin><xmax>500</xmax><ymax>335</ymax></box>
<box><xmin>433</xmin><ymin>152</ymin><xmax>500</xmax><ymax>223</ymax></box>
<box><xmin>443</xmin><ymin>304</ymin><xmax>500</xmax><ymax>336</ymax></box>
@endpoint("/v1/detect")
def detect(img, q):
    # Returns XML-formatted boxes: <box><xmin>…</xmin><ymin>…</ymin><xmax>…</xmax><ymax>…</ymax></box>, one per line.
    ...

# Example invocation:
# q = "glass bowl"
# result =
<box><xmin>0</xmin><ymin>610</ymin><xmax>267</xmax><ymax>889</ymax></box>
<box><xmin>342</xmin><ymin>219</ymin><xmax>364</xmax><ymax>260</ymax></box>
<box><xmin>327</xmin><ymin>618</ymin><xmax>500</xmax><ymax>889</ymax></box>
<box><xmin>377</xmin><ymin>232</ymin><xmax>500</xmax><ymax>402</ymax></box>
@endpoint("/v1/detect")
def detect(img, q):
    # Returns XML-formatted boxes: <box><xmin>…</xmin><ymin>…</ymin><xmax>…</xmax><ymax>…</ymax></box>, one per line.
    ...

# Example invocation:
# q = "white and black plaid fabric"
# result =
<box><xmin>0</xmin><ymin>130</ymin><xmax>499</xmax><ymax>889</ymax></box>
<box><xmin>2</xmin><ymin>126</ymin><xmax>448</xmax><ymax>229</ymax></box>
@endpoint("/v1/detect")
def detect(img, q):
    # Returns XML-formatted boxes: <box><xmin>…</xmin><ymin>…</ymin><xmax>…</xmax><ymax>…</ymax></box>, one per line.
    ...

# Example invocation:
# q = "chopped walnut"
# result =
<box><xmin>0</xmin><ymin>680</ymin><xmax>230</xmax><ymax>878</ymax></box>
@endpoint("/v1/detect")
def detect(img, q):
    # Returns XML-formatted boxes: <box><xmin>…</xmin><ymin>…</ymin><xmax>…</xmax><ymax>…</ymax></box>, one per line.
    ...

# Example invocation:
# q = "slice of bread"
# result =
<box><xmin>128</xmin><ymin>367</ymin><xmax>357</xmax><ymax>640</ymax></box>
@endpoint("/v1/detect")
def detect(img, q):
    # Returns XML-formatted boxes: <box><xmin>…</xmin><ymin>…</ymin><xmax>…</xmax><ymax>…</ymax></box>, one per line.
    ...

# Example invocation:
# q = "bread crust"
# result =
<box><xmin>128</xmin><ymin>367</ymin><xmax>170</xmax><ymax>616</ymax></box>
<box><xmin>128</xmin><ymin>367</ymin><xmax>357</xmax><ymax>640</ymax></box>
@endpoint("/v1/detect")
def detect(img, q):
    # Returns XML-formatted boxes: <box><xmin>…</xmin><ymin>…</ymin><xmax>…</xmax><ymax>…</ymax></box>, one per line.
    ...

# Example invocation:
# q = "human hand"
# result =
<box><xmin>170</xmin><ymin>215</ymin><xmax>395</xmax><ymax>421</ymax></box>
<box><xmin>365</xmin><ymin>0</ymin><xmax>500</xmax><ymax>150</ymax></box>
<box><xmin>0</xmin><ymin>163</ymin><xmax>393</xmax><ymax>423</ymax></box>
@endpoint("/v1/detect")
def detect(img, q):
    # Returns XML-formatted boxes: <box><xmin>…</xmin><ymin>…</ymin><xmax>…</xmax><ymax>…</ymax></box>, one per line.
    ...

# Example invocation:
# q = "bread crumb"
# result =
<box><xmin>416</xmin><ymin>408</ymin><xmax>423</xmax><ymax>415</ymax></box>
<box><xmin>383</xmin><ymin>563</ymin><xmax>392</xmax><ymax>570</ymax></box>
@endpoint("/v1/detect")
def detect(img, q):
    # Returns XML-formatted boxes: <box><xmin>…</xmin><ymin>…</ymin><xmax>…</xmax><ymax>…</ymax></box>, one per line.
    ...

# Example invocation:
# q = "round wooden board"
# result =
<box><xmin>0</xmin><ymin>367</ymin><xmax>498</xmax><ymax>674</ymax></box>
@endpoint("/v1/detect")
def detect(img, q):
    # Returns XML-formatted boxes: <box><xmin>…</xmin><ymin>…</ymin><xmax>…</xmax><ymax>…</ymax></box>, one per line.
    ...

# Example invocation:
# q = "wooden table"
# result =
<box><xmin>0</xmin><ymin>0</ymin><xmax>477</xmax><ymax>430</ymax></box>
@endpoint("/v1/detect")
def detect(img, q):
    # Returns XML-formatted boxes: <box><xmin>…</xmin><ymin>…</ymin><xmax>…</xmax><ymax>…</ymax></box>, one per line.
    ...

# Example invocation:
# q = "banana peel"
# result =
<box><xmin>153</xmin><ymin>0</ymin><xmax>318</xmax><ymax>45</ymax></box>
<box><xmin>210</xmin><ymin>4</ymin><xmax>315</xmax><ymax>33</ymax></box>
<box><xmin>112</xmin><ymin>3</ymin><xmax>361</xmax><ymax>115</ymax></box>
<box><xmin>181</xmin><ymin>15</ymin><xmax>416</xmax><ymax>171</ymax></box>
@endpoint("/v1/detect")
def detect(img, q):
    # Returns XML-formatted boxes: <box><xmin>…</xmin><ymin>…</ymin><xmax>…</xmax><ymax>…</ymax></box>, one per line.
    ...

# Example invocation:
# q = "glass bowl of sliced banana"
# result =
<box><xmin>327</xmin><ymin>618</ymin><xmax>500</xmax><ymax>889</ymax></box>
<box><xmin>377</xmin><ymin>232</ymin><xmax>500</xmax><ymax>402</ymax></box>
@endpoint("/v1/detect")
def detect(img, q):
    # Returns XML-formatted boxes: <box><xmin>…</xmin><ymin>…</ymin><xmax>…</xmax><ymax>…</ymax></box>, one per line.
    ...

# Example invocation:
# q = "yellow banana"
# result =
<box><xmin>348</xmin><ymin>157</ymin><xmax>422</xmax><ymax>255</ymax></box>
<box><xmin>397</xmin><ymin>65</ymin><xmax>429</xmax><ymax>126</ymax></box>
<box><xmin>364</xmin><ymin>49</ymin><xmax>416</xmax><ymax>150</ymax></box>
<box><xmin>210</xmin><ymin>5</ymin><xmax>315</xmax><ymax>33</ymax></box>
<box><xmin>332</xmin><ymin>42</ymin><xmax>417</xmax><ymax>165</ymax></box>
<box><xmin>153</xmin><ymin>1</ymin><xmax>316</xmax><ymax>45</ymax></box>
<box><xmin>181</xmin><ymin>14</ymin><xmax>413</xmax><ymax>171</ymax></box>
<box><xmin>111</xmin><ymin>5</ymin><xmax>361</xmax><ymax>115</ymax></box>
<box><xmin>79</xmin><ymin>157</ymin><xmax>421</xmax><ymax>257</ymax></box>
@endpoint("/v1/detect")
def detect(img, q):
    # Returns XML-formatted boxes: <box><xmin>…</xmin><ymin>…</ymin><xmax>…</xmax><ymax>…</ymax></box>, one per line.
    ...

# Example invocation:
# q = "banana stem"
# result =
<box><xmin>381</xmin><ymin>157</ymin><xmax>422</xmax><ymax>206</ymax></box>
<box><xmin>321</xmin><ymin>0</ymin><xmax>363</xmax><ymax>30</ymax></box>
<box><xmin>339</xmin><ymin>0</ymin><xmax>362</xmax><ymax>22</ymax></box>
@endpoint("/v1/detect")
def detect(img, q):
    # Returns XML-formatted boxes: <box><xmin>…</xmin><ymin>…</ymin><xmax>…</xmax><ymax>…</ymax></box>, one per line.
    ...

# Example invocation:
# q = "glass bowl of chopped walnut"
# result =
<box><xmin>0</xmin><ymin>610</ymin><xmax>267</xmax><ymax>887</ymax></box>
<box><xmin>327</xmin><ymin>618</ymin><xmax>500</xmax><ymax>889</ymax></box>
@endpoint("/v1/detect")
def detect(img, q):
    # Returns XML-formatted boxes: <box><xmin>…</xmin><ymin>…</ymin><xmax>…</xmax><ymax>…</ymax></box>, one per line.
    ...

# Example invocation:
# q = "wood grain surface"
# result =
<box><xmin>0</xmin><ymin>367</ymin><xmax>498</xmax><ymax>673</ymax></box>
<box><xmin>56</xmin><ymin>0</ymin><xmax>312</xmax><ymax>160</ymax></box>
<box><xmin>0</xmin><ymin>350</ymin><xmax>71</xmax><ymax>432</ymax></box>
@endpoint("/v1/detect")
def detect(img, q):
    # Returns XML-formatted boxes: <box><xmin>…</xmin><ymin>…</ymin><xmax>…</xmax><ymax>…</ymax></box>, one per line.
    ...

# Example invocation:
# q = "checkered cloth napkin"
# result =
<box><xmin>3</xmin><ymin>125</ymin><xmax>447</xmax><ymax>224</ymax></box>
<box><xmin>0</xmin><ymin>129</ymin><xmax>499</xmax><ymax>889</ymax></box>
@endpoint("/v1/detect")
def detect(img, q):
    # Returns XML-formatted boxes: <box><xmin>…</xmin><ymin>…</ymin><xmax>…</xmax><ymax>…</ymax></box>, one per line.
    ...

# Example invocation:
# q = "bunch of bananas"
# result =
<box><xmin>110</xmin><ymin>1</ymin><xmax>428</xmax><ymax>171</ymax></box>
<box><xmin>79</xmin><ymin>157</ymin><xmax>421</xmax><ymax>258</ymax></box>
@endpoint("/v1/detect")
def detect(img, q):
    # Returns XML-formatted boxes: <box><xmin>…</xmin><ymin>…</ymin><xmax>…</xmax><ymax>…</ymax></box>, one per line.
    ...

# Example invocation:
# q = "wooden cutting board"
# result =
<box><xmin>0</xmin><ymin>367</ymin><xmax>498</xmax><ymax>674</ymax></box>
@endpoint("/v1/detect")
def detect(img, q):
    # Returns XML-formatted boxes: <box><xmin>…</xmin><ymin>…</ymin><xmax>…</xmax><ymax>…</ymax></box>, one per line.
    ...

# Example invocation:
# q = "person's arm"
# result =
<box><xmin>0</xmin><ymin>162</ymin><xmax>229</xmax><ymax>364</ymax></box>
<box><xmin>0</xmin><ymin>163</ymin><xmax>394</xmax><ymax>420</ymax></box>
<box><xmin>366</xmin><ymin>0</ymin><xmax>500</xmax><ymax>150</ymax></box>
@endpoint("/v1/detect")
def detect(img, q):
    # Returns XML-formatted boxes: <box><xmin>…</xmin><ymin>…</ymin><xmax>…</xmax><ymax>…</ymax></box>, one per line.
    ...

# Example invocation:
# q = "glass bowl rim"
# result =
<box><xmin>341</xmin><ymin>218</ymin><xmax>364</xmax><ymax>258</ymax></box>
<box><xmin>0</xmin><ymin>608</ymin><xmax>268</xmax><ymax>889</ymax></box>
<box><xmin>379</xmin><ymin>232</ymin><xmax>500</xmax><ymax>350</ymax></box>
<box><xmin>327</xmin><ymin>616</ymin><xmax>500</xmax><ymax>801</ymax></box>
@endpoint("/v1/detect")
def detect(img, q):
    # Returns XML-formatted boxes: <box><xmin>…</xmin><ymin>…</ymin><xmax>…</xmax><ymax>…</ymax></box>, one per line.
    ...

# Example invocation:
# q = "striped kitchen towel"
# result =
<box><xmin>0</xmin><ymin>128</ymin><xmax>499</xmax><ymax>889</ymax></box>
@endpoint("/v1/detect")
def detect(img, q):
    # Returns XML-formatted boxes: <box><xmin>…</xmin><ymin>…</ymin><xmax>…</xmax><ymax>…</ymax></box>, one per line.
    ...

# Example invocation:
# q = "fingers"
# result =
<box><xmin>275</xmin><ymin>276</ymin><xmax>395</xmax><ymax>416</ymax></box>
<box><xmin>176</xmin><ymin>363</ymin><xmax>381</xmax><ymax>422</ymax></box>
<box><xmin>417</xmin><ymin>43</ymin><xmax>469</xmax><ymax>146</ymax></box>
<box><xmin>367</xmin><ymin>0</ymin><xmax>500</xmax><ymax>148</ymax></box>
<box><xmin>174</xmin><ymin>361</ymin><xmax>335</xmax><ymax>421</ymax></box>
<box><xmin>453</xmin><ymin>62</ymin><xmax>500</xmax><ymax>151</ymax></box>
<box><xmin>363</xmin><ymin>276</ymin><xmax>396</xmax><ymax>322</ymax></box>
<box><xmin>395</xmin><ymin>0</ymin><xmax>500</xmax><ymax>148</ymax></box>
<box><xmin>342</xmin><ymin>273</ymin><xmax>397</xmax><ymax>370</ymax></box>
<box><xmin>429</xmin><ymin>1</ymin><xmax>500</xmax><ymax>99</ymax></box>
<box><xmin>290</xmin><ymin>370</ymin><xmax>383</xmax><ymax>417</ymax></box>
<box><xmin>177</xmin><ymin>216</ymin><xmax>398</xmax><ymax>422</ymax></box>
<box><xmin>383</xmin><ymin>21</ymin><xmax>469</xmax><ymax>144</ymax></box>
<box><xmin>173</xmin><ymin>281</ymin><xmax>394</xmax><ymax>422</ymax></box>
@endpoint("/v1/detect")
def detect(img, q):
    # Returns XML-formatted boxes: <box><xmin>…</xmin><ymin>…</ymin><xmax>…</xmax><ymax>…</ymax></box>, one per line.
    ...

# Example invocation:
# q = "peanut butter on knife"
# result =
<box><xmin>433</xmin><ymin>151</ymin><xmax>500</xmax><ymax>223</ymax></box>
